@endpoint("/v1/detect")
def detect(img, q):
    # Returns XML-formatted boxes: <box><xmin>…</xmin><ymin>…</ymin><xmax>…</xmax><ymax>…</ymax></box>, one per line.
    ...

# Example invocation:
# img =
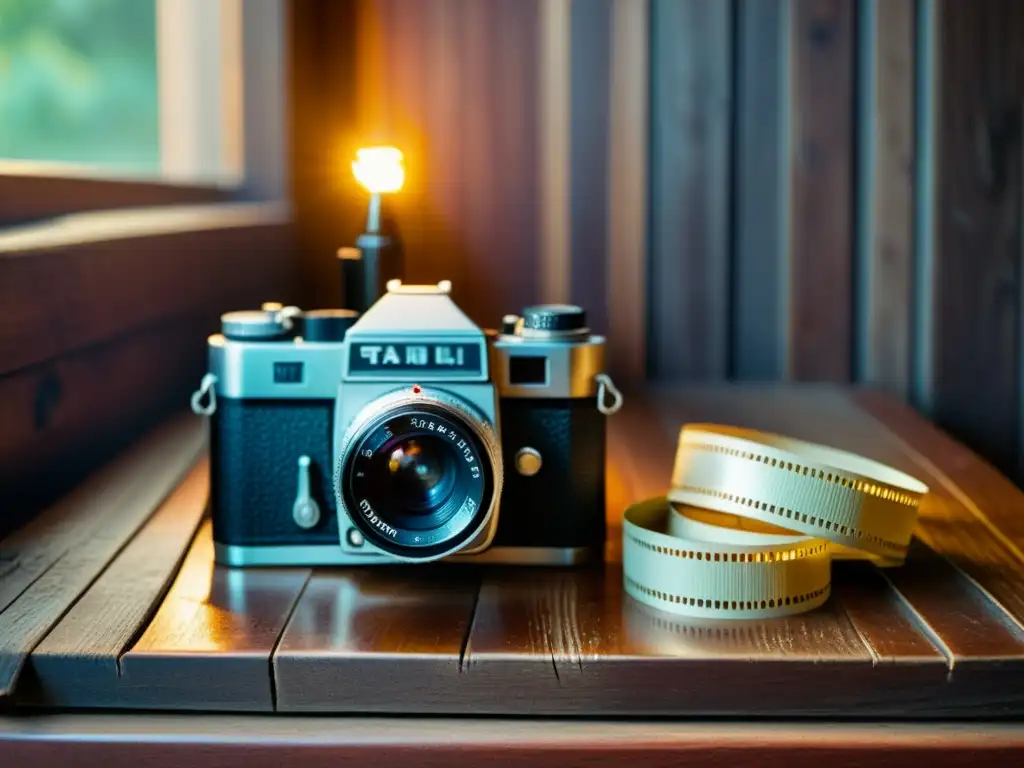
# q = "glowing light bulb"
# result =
<box><xmin>352</xmin><ymin>146</ymin><xmax>405</xmax><ymax>194</ymax></box>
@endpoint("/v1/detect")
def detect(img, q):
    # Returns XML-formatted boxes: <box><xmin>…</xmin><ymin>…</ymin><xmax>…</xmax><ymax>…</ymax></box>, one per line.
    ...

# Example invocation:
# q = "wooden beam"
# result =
<box><xmin>539</xmin><ymin>0</ymin><xmax>572</xmax><ymax>306</ymax></box>
<box><xmin>0</xmin><ymin>163</ymin><xmax>229</xmax><ymax>226</ymax></box>
<box><xmin>606</xmin><ymin>0</ymin><xmax>649</xmax><ymax>382</ymax></box>
<box><xmin>732</xmin><ymin>0</ymin><xmax>790</xmax><ymax>381</ymax></box>
<box><xmin>0</xmin><ymin>414</ymin><xmax>204</xmax><ymax>697</ymax></box>
<box><xmin>856</xmin><ymin>0</ymin><xmax>915</xmax><ymax>397</ymax></box>
<box><xmin>0</xmin><ymin>203</ymin><xmax>296</xmax><ymax>377</ymax></box>
<box><xmin>647</xmin><ymin>0</ymin><xmax>733</xmax><ymax>381</ymax></box>
<box><xmin>787</xmin><ymin>0</ymin><xmax>855</xmax><ymax>381</ymax></box>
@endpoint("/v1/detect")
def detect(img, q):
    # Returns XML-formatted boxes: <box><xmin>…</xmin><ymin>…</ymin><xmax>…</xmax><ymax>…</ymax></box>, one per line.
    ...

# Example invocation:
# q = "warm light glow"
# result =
<box><xmin>352</xmin><ymin>146</ymin><xmax>405</xmax><ymax>194</ymax></box>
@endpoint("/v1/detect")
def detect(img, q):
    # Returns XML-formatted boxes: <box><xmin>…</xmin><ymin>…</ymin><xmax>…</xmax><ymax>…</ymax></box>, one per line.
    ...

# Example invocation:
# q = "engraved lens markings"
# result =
<box><xmin>359</xmin><ymin>498</ymin><xmax>399</xmax><ymax>538</ymax></box>
<box><xmin>409</xmin><ymin>417</ymin><xmax>481</xmax><ymax>478</ymax></box>
<box><xmin>343</xmin><ymin>405</ymin><xmax>493</xmax><ymax>555</ymax></box>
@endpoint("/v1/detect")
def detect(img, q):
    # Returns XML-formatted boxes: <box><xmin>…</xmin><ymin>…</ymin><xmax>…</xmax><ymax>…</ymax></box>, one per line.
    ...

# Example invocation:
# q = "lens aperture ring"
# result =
<box><xmin>334</xmin><ymin>387</ymin><xmax>503</xmax><ymax>561</ymax></box>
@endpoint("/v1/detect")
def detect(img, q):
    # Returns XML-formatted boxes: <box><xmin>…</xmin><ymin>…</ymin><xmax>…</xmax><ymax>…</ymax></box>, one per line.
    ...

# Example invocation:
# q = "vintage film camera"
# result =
<box><xmin>190</xmin><ymin>280</ymin><xmax>622</xmax><ymax>567</ymax></box>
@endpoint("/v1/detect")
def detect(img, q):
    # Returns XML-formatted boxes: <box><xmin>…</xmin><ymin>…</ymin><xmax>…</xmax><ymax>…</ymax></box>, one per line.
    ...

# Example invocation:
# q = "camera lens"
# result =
<box><xmin>337</xmin><ymin>393</ymin><xmax>501</xmax><ymax>561</ymax></box>
<box><xmin>381</xmin><ymin>436</ymin><xmax>457</xmax><ymax>515</ymax></box>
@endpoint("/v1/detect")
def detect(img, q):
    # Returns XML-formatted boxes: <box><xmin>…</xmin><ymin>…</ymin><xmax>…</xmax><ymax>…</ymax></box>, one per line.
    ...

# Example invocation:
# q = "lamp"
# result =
<box><xmin>340</xmin><ymin>146</ymin><xmax>406</xmax><ymax>312</ymax></box>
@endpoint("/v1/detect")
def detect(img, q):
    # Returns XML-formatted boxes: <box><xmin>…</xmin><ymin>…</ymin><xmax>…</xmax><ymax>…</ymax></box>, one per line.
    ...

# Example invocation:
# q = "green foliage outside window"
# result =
<box><xmin>0</xmin><ymin>0</ymin><xmax>159</xmax><ymax>172</ymax></box>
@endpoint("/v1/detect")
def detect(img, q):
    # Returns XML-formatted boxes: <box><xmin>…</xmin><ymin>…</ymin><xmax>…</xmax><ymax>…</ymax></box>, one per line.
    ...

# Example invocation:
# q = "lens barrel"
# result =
<box><xmin>337</xmin><ymin>393</ymin><xmax>501</xmax><ymax>560</ymax></box>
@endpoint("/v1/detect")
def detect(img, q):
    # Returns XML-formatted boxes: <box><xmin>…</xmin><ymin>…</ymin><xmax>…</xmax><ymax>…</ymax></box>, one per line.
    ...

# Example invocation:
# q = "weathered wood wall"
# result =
<box><xmin>289</xmin><ymin>0</ymin><xmax>1024</xmax><ymax>482</ymax></box>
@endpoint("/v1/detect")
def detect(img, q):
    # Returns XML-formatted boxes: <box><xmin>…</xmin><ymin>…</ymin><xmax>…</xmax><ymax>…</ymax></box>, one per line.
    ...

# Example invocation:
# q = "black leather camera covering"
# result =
<box><xmin>493</xmin><ymin>397</ymin><xmax>606</xmax><ymax>549</ymax></box>
<box><xmin>211</xmin><ymin>398</ymin><xmax>339</xmax><ymax>546</ymax></box>
<box><xmin>211</xmin><ymin>395</ymin><xmax>606</xmax><ymax>552</ymax></box>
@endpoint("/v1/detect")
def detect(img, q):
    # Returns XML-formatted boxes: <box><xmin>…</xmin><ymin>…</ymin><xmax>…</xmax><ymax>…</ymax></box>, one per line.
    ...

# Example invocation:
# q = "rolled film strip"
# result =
<box><xmin>622</xmin><ymin>424</ymin><xmax>930</xmax><ymax>620</ymax></box>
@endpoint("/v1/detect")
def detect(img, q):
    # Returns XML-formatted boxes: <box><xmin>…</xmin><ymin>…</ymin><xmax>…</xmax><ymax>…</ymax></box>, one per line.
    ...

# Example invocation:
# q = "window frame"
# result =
<box><xmin>0</xmin><ymin>0</ymin><xmax>296</xmax><ymax>529</ymax></box>
<box><xmin>0</xmin><ymin>0</ymin><xmax>289</xmax><ymax>216</ymax></box>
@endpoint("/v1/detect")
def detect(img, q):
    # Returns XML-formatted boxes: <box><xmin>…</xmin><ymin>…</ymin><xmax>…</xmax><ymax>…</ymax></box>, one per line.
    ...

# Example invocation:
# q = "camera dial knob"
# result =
<box><xmin>500</xmin><ymin>314</ymin><xmax>520</xmax><ymax>335</ymax></box>
<box><xmin>521</xmin><ymin>304</ymin><xmax>587</xmax><ymax>333</ymax></box>
<box><xmin>302</xmin><ymin>309</ymin><xmax>359</xmax><ymax>342</ymax></box>
<box><xmin>221</xmin><ymin>308</ymin><xmax>297</xmax><ymax>341</ymax></box>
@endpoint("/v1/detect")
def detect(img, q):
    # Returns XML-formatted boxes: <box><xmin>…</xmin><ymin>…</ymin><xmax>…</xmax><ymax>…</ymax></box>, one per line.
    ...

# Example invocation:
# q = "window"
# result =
<box><xmin>0</xmin><ymin>0</ymin><xmax>275</xmax><ymax>191</ymax></box>
<box><xmin>0</xmin><ymin>0</ymin><xmax>160</xmax><ymax>174</ymax></box>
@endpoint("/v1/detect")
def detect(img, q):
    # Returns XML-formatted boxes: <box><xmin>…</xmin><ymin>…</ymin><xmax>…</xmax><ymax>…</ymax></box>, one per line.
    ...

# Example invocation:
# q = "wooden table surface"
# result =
<box><xmin>4</xmin><ymin>383</ymin><xmax>1024</xmax><ymax>764</ymax></box>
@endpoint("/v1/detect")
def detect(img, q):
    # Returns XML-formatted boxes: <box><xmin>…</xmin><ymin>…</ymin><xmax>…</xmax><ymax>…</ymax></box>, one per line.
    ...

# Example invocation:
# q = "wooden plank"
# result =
<box><xmin>856</xmin><ymin>0</ymin><xmax>915</xmax><ymax>395</ymax></box>
<box><xmin>0</xmin><ymin>316</ymin><xmax>211</xmax><ymax>536</ymax></box>
<box><xmin>879</xmin><ymin>540</ymin><xmax>1024</xmax><ymax>711</ymax></box>
<box><xmin>273</xmin><ymin>567</ymin><xmax>480</xmax><ymax>712</ymax></box>
<box><xmin>922</xmin><ymin>0</ymin><xmax>1024</xmax><ymax>479</ymax></box>
<box><xmin>648</xmin><ymin>384</ymin><xmax>1024</xmax><ymax>707</ymax></box>
<box><xmin>569</xmin><ymin>0</ymin><xmax>611</xmax><ymax>335</ymax></box>
<box><xmin>647</xmin><ymin>0</ymin><xmax>732</xmax><ymax>381</ymax></box>
<box><xmin>538</xmin><ymin>0</ymin><xmax>572</xmax><ymax>305</ymax></box>
<box><xmin>852</xmin><ymin>389</ymin><xmax>1024</xmax><ymax>556</ymax></box>
<box><xmin>0</xmin><ymin>202</ymin><xmax>296</xmax><ymax>376</ymax></box>
<box><xmin>23</xmin><ymin>459</ymin><xmax>209</xmax><ymax>708</ymax></box>
<box><xmin>0</xmin><ymin>161</ymin><xmax>228</xmax><ymax>226</ymax></box>
<box><xmin>117</xmin><ymin>521</ymin><xmax>310</xmax><ymax>712</ymax></box>
<box><xmin>851</xmin><ymin>390</ymin><xmax>1024</xmax><ymax>661</ymax></box>
<box><xmin>830</xmin><ymin>561</ymin><xmax>944</xmax><ymax>666</ymax></box>
<box><xmin>733</xmin><ymin>0</ymin><xmax>788</xmax><ymax>380</ymax></box>
<box><xmin>5</xmin><ymin>715</ymin><xmax>1024</xmax><ymax>768</ymax></box>
<box><xmin>494</xmin><ymin>0</ymin><xmax>542</xmax><ymax>317</ymax></box>
<box><xmin>287</xmin><ymin>0</ymin><xmax>363</xmax><ymax>310</ymax></box>
<box><xmin>788</xmin><ymin>0</ymin><xmax>854</xmax><ymax>381</ymax></box>
<box><xmin>336</xmin><ymin>0</ymin><xmax>541</xmax><ymax>325</ymax></box>
<box><xmin>0</xmin><ymin>414</ymin><xmax>204</xmax><ymax>613</ymax></box>
<box><xmin>461</xmin><ymin>563</ymin><xmax>944</xmax><ymax>716</ymax></box>
<box><xmin>606</xmin><ymin>0</ymin><xmax>649</xmax><ymax>382</ymax></box>
<box><xmin>0</xmin><ymin>414</ymin><xmax>205</xmax><ymax>697</ymax></box>
<box><xmin>459</xmin><ymin>388</ymin><xmax>955</xmax><ymax>716</ymax></box>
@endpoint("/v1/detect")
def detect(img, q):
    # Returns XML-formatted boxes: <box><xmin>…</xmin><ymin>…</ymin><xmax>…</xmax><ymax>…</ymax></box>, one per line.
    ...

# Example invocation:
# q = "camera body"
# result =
<box><xmin>201</xmin><ymin>280</ymin><xmax>615</xmax><ymax>567</ymax></box>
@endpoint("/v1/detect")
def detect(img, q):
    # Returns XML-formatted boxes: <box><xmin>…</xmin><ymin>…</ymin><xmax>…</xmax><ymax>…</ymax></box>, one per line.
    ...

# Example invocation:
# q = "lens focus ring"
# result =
<box><xmin>334</xmin><ymin>387</ymin><xmax>503</xmax><ymax>561</ymax></box>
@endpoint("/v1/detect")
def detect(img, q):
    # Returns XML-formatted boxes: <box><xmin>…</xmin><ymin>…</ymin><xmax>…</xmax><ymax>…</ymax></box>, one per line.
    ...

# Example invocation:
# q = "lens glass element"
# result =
<box><xmin>379</xmin><ymin>435</ymin><xmax>457</xmax><ymax>517</ymax></box>
<box><xmin>341</xmin><ymin>404</ymin><xmax>496</xmax><ymax>559</ymax></box>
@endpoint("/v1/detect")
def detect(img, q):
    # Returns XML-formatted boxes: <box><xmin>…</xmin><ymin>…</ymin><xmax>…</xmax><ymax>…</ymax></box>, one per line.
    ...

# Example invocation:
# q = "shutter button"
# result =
<box><xmin>514</xmin><ymin>447</ymin><xmax>543</xmax><ymax>476</ymax></box>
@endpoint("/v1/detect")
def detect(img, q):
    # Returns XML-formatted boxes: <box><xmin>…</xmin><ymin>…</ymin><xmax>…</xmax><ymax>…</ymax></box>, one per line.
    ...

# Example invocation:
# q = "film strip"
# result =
<box><xmin>622</xmin><ymin>424</ymin><xmax>929</xmax><ymax>619</ymax></box>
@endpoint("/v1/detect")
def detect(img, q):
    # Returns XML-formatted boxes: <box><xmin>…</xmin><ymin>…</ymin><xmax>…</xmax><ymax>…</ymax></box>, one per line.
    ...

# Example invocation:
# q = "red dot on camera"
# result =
<box><xmin>412</xmin><ymin>385</ymin><xmax>422</xmax><ymax>394</ymax></box>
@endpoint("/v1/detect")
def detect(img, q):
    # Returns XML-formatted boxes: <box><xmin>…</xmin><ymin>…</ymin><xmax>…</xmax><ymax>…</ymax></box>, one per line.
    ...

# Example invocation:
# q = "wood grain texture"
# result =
<box><xmin>24</xmin><ymin>459</ymin><xmax>209</xmax><ymax>708</ymax></box>
<box><xmin>13</xmin><ymin>385</ymin><xmax>1024</xmax><ymax>718</ymax></box>
<box><xmin>856</xmin><ymin>0</ymin><xmax>915</xmax><ymax>395</ymax></box>
<box><xmin>0</xmin><ymin>415</ymin><xmax>204</xmax><ymax>613</ymax></box>
<box><xmin>879</xmin><ymin>540</ymin><xmax>1024</xmax><ymax>712</ymax></box>
<box><xmin>0</xmin><ymin>203</ymin><xmax>296</xmax><ymax>377</ymax></box>
<box><xmin>605</xmin><ymin>0</ymin><xmax>649</xmax><ymax>382</ymax></box>
<box><xmin>6</xmin><ymin>715</ymin><xmax>1024</xmax><ymax>768</ymax></box>
<box><xmin>829</xmin><ymin>561</ymin><xmax>944</xmax><ymax>666</ymax></box>
<box><xmin>117</xmin><ymin>522</ymin><xmax>310</xmax><ymax>712</ymax></box>
<box><xmin>461</xmin><ymin>563</ymin><xmax>929</xmax><ymax>716</ymax></box>
<box><xmin>0</xmin><ymin>317</ymin><xmax>211</xmax><ymax>536</ymax></box>
<box><xmin>273</xmin><ymin>567</ymin><xmax>480</xmax><ymax>712</ymax></box>
<box><xmin>851</xmin><ymin>389</ymin><xmax>1024</xmax><ymax>654</ymax></box>
<box><xmin>0</xmin><ymin>164</ymin><xmax>228</xmax><ymax>226</ymax></box>
<box><xmin>456</xmin><ymin>388</ymin><xmax>951</xmax><ymax>716</ymax></box>
<box><xmin>651</xmin><ymin>383</ymin><xmax>1024</xmax><ymax>712</ymax></box>
<box><xmin>310</xmin><ymin>0</ymin><xmax>542</xmax><ymax>326</ymax></box>
<box><xmin>788</xmin><ymin>0</ymin><xmax>854</xmax><ymax>381</ymax></box>
<box><xmin>647</xmin><ymin>0</ymin><xmax>732</xmax><ymax>381</ymax></box>
<box><xmin>538</xmin><ymin>0</ymin><xmax>571</xmax><ymax>306</ymax></box>
<box><xmin>733</xmin><ymin>0</ymin><xmax>788</xmax><ymax>380</ymax></box>
<box><xmin>923</xmin><ymin>0</ymin><xmax>1024</xmax><ymax>479</ymax></box>
<box><xmin>287</xmin><ymin>0</ymin><xmax>363</xmax><ymax>310</ymax></box>
<box><xmin>0</xmin><ymin>415</ymin><xmax>205</xmax><ymax>698</ymax></box>
<box><xmin>569</xmin><ymin>0</ymin><xmax>610</xmax><ymax>335</ymax></box>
